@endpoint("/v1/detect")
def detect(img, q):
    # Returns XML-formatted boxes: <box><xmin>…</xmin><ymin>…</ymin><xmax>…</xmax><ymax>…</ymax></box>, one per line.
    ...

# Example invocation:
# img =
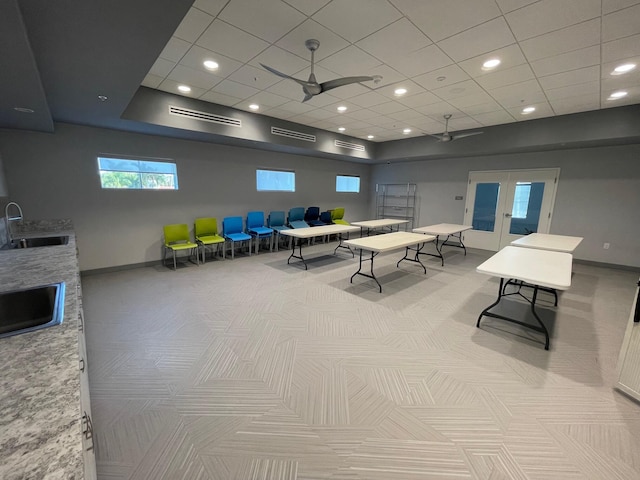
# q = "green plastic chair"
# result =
<box><xmin>195</xmin><ymin>218</ymin><xmax>226</xmax><ymax>263</ymax></box>
<box><xmin>331</xmin><ymin>207</ymin><xmax>349</xmax><ymax>225</ymax></box>
<box><xmin>163</xmin><ymin>224</ymin><xmax>199</xmax><ymax>270</ymax></box>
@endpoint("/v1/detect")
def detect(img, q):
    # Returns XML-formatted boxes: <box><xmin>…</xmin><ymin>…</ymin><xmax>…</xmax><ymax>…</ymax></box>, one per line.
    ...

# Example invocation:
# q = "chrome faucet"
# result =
<box><xmin>5</xmin><ymin>202</ymin><xmax>24</xmax><ymax>241</ymax></box>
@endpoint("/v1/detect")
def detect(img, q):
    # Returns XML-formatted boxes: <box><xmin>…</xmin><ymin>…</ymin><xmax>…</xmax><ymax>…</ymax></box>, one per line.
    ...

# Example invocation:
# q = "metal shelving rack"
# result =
<box><xmin>375</xmin><ymin>183</ymin><xmax>417</xmax><ymax>231</ymax></box>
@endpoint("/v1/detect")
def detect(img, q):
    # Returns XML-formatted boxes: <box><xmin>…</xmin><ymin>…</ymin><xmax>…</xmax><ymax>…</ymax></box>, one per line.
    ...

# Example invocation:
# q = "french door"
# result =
<box><xmin>462</xmin><ymin>169</ymin><xmax>559</xmax><ymax>251</ymax></box>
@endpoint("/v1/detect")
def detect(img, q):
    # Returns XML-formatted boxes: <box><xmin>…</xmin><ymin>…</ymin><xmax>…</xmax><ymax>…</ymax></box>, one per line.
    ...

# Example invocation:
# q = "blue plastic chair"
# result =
<box><xmin>246</xmin><ymin>211</ymin><xmax>273</xmax><ymax>254</ymax></box>
<box><xmin>288</xmin><ymin>207</ymin><xmax>309</xmax><ymax>229</ymax></box>
<box><xmin>305</xmin><ymin>206</ymin><xmax>326</xmax><ymax>226</ymax></box>
<box><xmin>319</xmin><ymin>211</ymin><xmax>332</xmax><ymax>224</ymax></box>
<box><xmin>267</xmin><ymin>211</ymin><xmax>291</xmax><ymax>251</ymax></box>
<box><xmin>222</xmin><ymin>216</ymin><xmax>252</xmax><ymax>259</ymax></box>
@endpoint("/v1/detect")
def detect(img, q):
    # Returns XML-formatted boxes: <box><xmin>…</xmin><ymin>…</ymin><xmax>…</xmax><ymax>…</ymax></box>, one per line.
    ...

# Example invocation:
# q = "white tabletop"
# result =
<box><xmin>510</xmin><ymin>233</ymin><xmax>583</xmax><ymax>253</ymax></box>
<box><xmin>344</xmin><ymin>231</ymin><xmax>435</xmax><ymax>253</ymax></box>
<box><xmin>351</xmin><ymin>218</ymin><xmax>410</xmax><ymax>228</ymax></box>
<box><xmin>413</xmin><ymin>223</ymin><xmax>473</xmax><ymax>235</ymax></box>
<box><xmin>279</xmin><ymin>224</ymin><xmax>359</xmax><ymax>239</ymax></box>
<box><xmin>476</xmin><ymin>246</ymin><xmax>572</xmax><ymax>290</ymax></box>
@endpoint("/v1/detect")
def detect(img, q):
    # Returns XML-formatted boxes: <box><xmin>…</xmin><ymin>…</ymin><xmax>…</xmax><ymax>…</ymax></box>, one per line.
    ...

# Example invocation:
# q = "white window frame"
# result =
<box><xmin>97</xmin><ymin>156</ymin><xmax>178</xmax><ymax>190</ymax></box>
<box><xmin>336</xmin><ymin>174</ymin><xmax>360</xmax><ymax>193</ymax></box>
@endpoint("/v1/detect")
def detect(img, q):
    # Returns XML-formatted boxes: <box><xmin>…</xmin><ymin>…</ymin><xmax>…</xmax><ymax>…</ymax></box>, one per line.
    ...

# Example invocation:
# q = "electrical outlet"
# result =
<box><xmin>603</xmin><ymin>243</ymin><xmax>610</xmax><ymax>249</ymax></box>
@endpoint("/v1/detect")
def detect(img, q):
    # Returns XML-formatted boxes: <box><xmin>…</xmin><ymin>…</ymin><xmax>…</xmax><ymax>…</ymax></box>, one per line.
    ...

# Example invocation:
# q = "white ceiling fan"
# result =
<box><xmin>260</xmin><ymin>39</ymin><xmax>382</xmax><ymax>102</ymax></box>
<box><xmin>428</xmin><ymin>114</ymin><xmax>484</xmax><ymax>142</ymax></box>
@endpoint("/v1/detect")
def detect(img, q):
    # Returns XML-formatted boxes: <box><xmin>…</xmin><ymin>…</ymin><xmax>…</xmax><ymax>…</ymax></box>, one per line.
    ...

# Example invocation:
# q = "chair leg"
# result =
<box><xmin>172</xmin><ymin>250</ymin><xmax>177</xmax><ymax>270</ymax></box>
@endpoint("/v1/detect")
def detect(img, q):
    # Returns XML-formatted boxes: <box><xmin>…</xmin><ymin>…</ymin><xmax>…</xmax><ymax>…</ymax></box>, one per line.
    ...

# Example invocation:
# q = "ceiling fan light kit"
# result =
<box><xmin>261</xmin><ymin>39</ymin><xmax>382</xmax><ymax>103</ymax></box>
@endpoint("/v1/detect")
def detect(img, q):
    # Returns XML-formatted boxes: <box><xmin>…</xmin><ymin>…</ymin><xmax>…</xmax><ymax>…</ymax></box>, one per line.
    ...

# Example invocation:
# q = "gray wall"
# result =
<box><xmin>372</xmin><ymin>145</ymin><xmax>640</xmax><ymax>268</ymax></box>
<box><xmin>0</xmin><ymin>123</ymin><xmax>371</xmax><ymax>271</ymax></box>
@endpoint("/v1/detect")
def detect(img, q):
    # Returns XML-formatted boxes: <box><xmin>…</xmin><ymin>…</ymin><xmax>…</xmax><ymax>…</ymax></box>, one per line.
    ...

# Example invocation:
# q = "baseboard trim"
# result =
<box><xmin>81</xmin><ymin>260</ymin><xmax>162</xmax><ymax>276</ymax></box>
<box><xmin>573</xmin><ymin>258</ymin><xmax>640</xmax><ymax>272</ymax></box>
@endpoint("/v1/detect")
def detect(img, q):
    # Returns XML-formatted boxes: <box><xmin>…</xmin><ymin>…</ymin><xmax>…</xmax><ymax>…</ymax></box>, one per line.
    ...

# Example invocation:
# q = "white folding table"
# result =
<box><xmin>351</xmin><ymin>218</ymin><xmax>409</xmax><ymax>237</ymax></box>
<box><xmin>344</xmin><ymin>231</ymin><xmax>436</xmax><ymax>292</ymax></box>
<box><xmin>508</xmin><ymin>233</ymin><xmax>583</xmax><ymax>305</ymax></box>
<box><xmin>476</xmin><ymin>246</ymin><xmax>573</xmax><ymax>350</ymax></box>
<box><xmin>412</xmin><ymin>223</ymin><xmax>473</xmax><ymax>266</ymax></box>
<box><xmin>279</xmin><ymin>225</ymin><xmax>360</xmax><ymax>270</ymax></box>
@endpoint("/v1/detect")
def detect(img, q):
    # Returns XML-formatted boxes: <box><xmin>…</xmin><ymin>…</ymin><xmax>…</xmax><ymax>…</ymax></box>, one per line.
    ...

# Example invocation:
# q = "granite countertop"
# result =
<box><xmin>0</xmin><ymin>221</ymin><xmax>84</xmax><ymax>479</ymax></box>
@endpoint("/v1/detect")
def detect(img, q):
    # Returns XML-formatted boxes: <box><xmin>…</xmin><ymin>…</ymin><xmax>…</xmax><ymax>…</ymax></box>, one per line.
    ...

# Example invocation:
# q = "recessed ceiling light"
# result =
<box><xmin>249</xmin><ymin>104</ymin><xmax>259</xmax><ymax>110</ymax></box>
<box><xmin>482</xmin><ymin>58</ymin><xmax>501</xmax><ymax>70</ymax></box>
<box><xmin>522</xmin><ymin>106</ymin><xmax>536</xmax><ymax>114</ymax></box>
<box><xmin>178</xmin><ymin>85</ymin><xmax>191</xmax><ymax>93</ymax></box>
<box><xmin>403</xmin><ymin>128</ymin><xmax>411</xmax><ymax>134</ymax></box>
<box><xmin>13</xmin><ymin>107</ymin><xmax>34</xmax><ymax>113</ymax></box>
<box><xmin>203</xmin><ymin>60</ymin><xmax>219</xmax><ymax>70</ymax></box>
<box><xmin>394</xmin><ymin>88</ymin><xmax>407</xmax><ymax>96</ymax></box>
<box><xmin>608</xmin><ymin>90</ymin><xmax>628</xmax><ymax>99</ymax></box>
<box><xmin>338</xmin><ymin>127</ymin><xmax>346</xmax><ymax>132</ymax></box>
<box><xmin>337</xmin><ymin>105</ymin><xmax>347</xmax><ymax>112</ymax></box>
<box><xmin>367</xmin><ymin>135</ymin><xmax>375</xmax><ymax>139</ymax></box>
<box><xmin>611</xmin><ymin>63</ymin><xmax>636</xmax><ymax>75</ymax></box>
<box><xmin>97</xmin><ymin>95</ymin><xmax>108</xmax><ymax>102</ymax></box>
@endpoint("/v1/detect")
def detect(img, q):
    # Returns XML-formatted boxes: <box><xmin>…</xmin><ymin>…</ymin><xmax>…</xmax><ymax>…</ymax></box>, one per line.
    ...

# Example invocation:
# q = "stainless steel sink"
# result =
<box><xmin>0</xmin><ymin>283</ymin><xmax>65</xmax><ymax>338</ymax></box>
<box><xmin>2</xmin><ymin>235</ymin><xmax>70</xmax><ymax>249</ymax></box>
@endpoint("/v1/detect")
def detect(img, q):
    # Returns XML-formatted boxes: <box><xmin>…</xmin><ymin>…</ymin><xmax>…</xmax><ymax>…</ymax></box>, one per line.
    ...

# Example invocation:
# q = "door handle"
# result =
<box><xmin>504</xmin><ymin>213</ymin><xmax>512</xmax><ymax>218</ymax></box>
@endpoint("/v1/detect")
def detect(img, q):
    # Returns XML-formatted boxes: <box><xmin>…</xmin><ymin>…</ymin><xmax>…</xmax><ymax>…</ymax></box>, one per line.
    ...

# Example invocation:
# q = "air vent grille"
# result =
<box><xmin>169</xmin><ymin>106</ymin><xmax>241</xmax><ymax>127</ymax></box>
<box><xmin>334</xmin><ymin>140</ymin><xmax>365</xmax><ymax>152</ymax></box>
<box><xmin>271</xmin><ymin>127</ymin><xmax>316</xmax><ymax>142</ymax></box>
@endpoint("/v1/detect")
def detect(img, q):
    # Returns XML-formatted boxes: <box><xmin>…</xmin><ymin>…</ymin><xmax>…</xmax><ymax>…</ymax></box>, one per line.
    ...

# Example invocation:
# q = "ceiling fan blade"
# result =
<box><xmin>320</xmin><ymin>76</ymin><xmax>377</xmax><ymax>93</ymax></box>
<box><xmin>260</xmin><ymin>63</ymin><xmax>315</xmax><ymax>87</ymax></box>
<box><xmin>451</xmin><ymin>132</ymin><xmax>484</xmax><ymax>140</ymax></box>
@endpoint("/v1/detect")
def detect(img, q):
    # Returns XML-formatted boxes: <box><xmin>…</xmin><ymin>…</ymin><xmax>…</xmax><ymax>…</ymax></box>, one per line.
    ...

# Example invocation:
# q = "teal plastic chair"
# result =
<box><xmin>222</xmin><ymin>216</ymin><xmax>252</xmax><ymax>259</ymax></box>
<box><xmin>267</xmin><ymin>211</ymin><xmax>291</xmax><ymax>251</ymax></box>
<box><xmin>194</xmin><ymin>217</ymin><xmax>225</xmax><ymax>263</ymax></box>
<box><xmin>163</xmin><ymin>224</ymin><xmax>199</xmax><ymax>270</ymax></box>
<box><xmin>246</xmin><ymin>211</ymin><xmax>273</xmax><ymax>254</ymax></box>
<box><xmin>288</xmin><ymin>207</ymin><xmax>308</xmax><ymax>228</ymax></box>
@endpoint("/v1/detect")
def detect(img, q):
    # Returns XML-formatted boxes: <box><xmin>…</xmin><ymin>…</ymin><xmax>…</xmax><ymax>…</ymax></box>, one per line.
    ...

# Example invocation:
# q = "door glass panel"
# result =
<box><xmin>472</xmin><ymin>183</ymin><xmax>500</xmax><ymax>232</ymax></box>
<box><xmin>509</xmin><ymin>182</ymin><xmax>545</xmax><ymax>234</ymax></box>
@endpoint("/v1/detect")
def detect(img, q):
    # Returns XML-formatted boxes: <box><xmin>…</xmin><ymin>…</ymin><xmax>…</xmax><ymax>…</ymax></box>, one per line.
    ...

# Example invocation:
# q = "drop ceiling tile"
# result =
<box><xmin>157</xmin><ymin>79</ymin><xmax>207</xmax><ymax>98</ymax></box>
<box><xmin>397</xmin><ymin>91</ymin><xmax>442</xmax><ymax>108</ymax></box>
<box><xmin>603</xmin><ymin>0</ymin><xmax>640</xmax><ymax>14</ymax></box>
<box><xmin>321</xmin><ymin>101</ymin><xmax>362</xmax><ymax>116</ymax></box>
<box><xmin>350</xmin><ymin>91</ymin><xmax>391</xmax><ymax>108</ymax></box>
<box><xmin>545</xmin><ymin>80</ymin><xmax>600</xmax><ymax>100</ymax></box>
<box><xmin>505</xmin><ymin>0</ymin><xmax>601</xmax><ymax>41</ymax></box>
<box><xmin>488</xmin><ymin>79</ymin><xmax>546</xmax><ymax>107</ymax></box>
<box><xmin>179</xmin><ymin>45</ymin><xmax>243</xmax><ymax>78</ymax></box>
<box><xmin>475</xmin><ymin>64</ymin><xmax>535</xmax><ymax>90</ymax></box>
<box><xmin>173</xmin><ymin>7</ymin><xmax>214</xmax><ymax>43</ymax></box>
<box><xmin>377</xmin><ymin>80</ymin><xmax>426</xmax><ymax>100</ymax></box>
<box><xmin>506</xmin><ymin>102</ymin><xmax>554</xmax><ymax>119</ymax></box>
<box><xmin>387</xmin><ymin>109</ymin><xmax>427</xmax><ymax>122</ymax></box>
<box><xmin>312</xmin><ymin>0</ymin><xmax>402</xmax><ymax>43</ymax></box>
<box><xmin>602</xmin><ymin>85</ymin><xmax>639</xmax><ymax>105</ymax></box>
<box><xmin>213</xmin><ymin>79</ymin><xmax>261</xmax><ymax>99</ymax></box>
<box><xmin>448</xmin><ymin>91</ymin><xmax>500</xmax><ymax>109</ymax></box>
<box><xmin>549</xmin><ymin>94</ymin><xmax>601</xmax><ymax>115</ymax></box>
<box><xmin>519</xmin><ymin>19</ymin><xmax>601</xmax><ymax>62</ymax></box>
<box><xmin>530</xmin><ymin>46</ymin><xmax>600</xmax><ymax>77</ymax></box>
<box><xmin>260</xmin><ymin>107</ymin><xmax>298</xmax><ymax>120</ymax></box>
<box><xmin>227</xmin><ymin>64</ymin><xmax>280</xmax><ymax>90</ymax></box>
<box><xmin>317</xmin><ymin>45</ymin><xmax>383</xmax><ymax>77</ymax></box>
<box><xmin>414</xmin><ymin>101</ymin><xmax>462</xmax><ymax>117</ymax></box>
<box><xmin>243</xmin><ymin>91</ymin><xmax>291</xmax><ymax>109</ymax></box>
<box><xmin>538</xmin><ymin>65</ymin><xmax>600</xmax><ymax>90</ymax></box>
<box><xmin>602</xmin><ymin>34</ymin><xmax>640</xmax><ymax>63</ymax></box>
<box><xmin>365</xmin><ymin>65</ymin><xmax>406</xmax><ymax>88</ymax></box>
<box><xmin>321</xmin><ymin>82</ymin><xmax>371</xmax><ymax>100</ymax></box>
<box><xmin>276</xmin><ymin>19</ymin><xmax>350</xmax><ymax>61</ymax></box>
<box><xmin>193</xmin><ymin>0</ymin><xmax>228</xmax><ymax>17</ymax></box>
<box><xmin>602</xmin><ymin>70</ymin><xmax>640</xmax><ymax>90</ymax></box>
<box><xmin>219</xmin><ymin>1</ymin><xmax>306</xmax><ymax>43</ymax></box>
<box><xmin>275</xmin><ymin>100</ymin><xmax>316</xmax><ymax>115</ymax></box>
<box><xmin>459</xmin><ymin>44</ymin><xmax>527</xmax><ymax>78</ymax></box>
<box><xmin>282</xmin><ymin>0</ymin><xmax>331</xmax><ymax>16</ymax></box>
<box><xmin>390</xmin><ymin>0</ymin><xmax>502</xmax><ymax>42</ymax></box>
<box><xmin>494</xmin><ymin>0</ymin><xmax>538</xmax><ymax>14</ymax></box>
<box><xmin>432</xmin><ymin>79</ymin><xmax>487</xmax><ymax>100</ymax></box>
<box><xmin>265</xmin><ymin>79</ymin><xmax>306</xmax><ymax>100</ymax></box>
<box><xmin>341</xmin><ymin>119</ymin><xmax>376</xmax><ymax>130</ymax></box>
<box><xmin>369</xmin><ymin>101</ymin><xmax>408</xmax><ymax>115</ymax></box>
<box><xmin>472</xmin><ymin>109</ymin><xmax>516</xmax><ymax>126</ymax></box>
<box><xmin>149</xmin><ymin>58</ymin><xmax>176</xmax><ymax>78</ymax></box>
<box><xmin>197</xmin><ymin>19</ymin><xmax>270</xmax><ymax>63</ymax></box>
<box><xmin>412</xmin><ymin>65</ymin><xmax>471</xmax><ymax>90</ymax></box>
<box><xmin>199</xmin><ymin>90</ymin><xmax>242</xmax><ymax>108</ymax></box>
<box><xmin>410</xmin><ymin>118</ymin><xmax>447</xmax><ymax>133</ymax></box>
<box><xmin>344</xmin><ymin>108</ymin><xmax>382</xmax><ymax>121</ymax></box>
<box><xmin>299</xmin><ymin>108</ymin><xmax>337</xmax><ymax>120</ymax></box>
<box><xmin>141</xmin><ymin>74</ymin><xmax>164</xmax><ymax>89</ymax></box>
<box><xmin>602</xmin><ymin>3</ymin><xmax>640</xmax><ymax>41</ymax></box>
<box><xmin>249</xmin><ymin>46</ymin><xmax>310</xmax><ymax>74</ymax></box>
<box><xmin>391</xmin><ymin>44</ymin><xmax>455</xmax><ymax>77</ymax></box>
<box><xmin>159</xmin><ymin>37</ymin><xmax>192</xmax><ymax>63</ymax></box>
<box><xmin>437</xmin><ymin>17</ymin><xmax>516</xmax><ymax>62</ymax></box>
<box><xmin>356</xmin><ymin>18</ymin><xmax>432</xmax><ymax>65</ymax></box>
<box><xmin>168</xmin><ymin>64</ymin><xmax>223</xmax><ymax>90</ymax></box>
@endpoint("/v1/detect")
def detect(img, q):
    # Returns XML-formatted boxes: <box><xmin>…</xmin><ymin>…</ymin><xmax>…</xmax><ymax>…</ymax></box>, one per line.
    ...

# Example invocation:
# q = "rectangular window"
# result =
<box><xmin>511</xmin><ymin>182</ymin><xmax>531</xmax><ymax>219</ymax></box>
<box><xmin>336</xmin><ymin>175</ymin><xmax>360</xmax><ymax>193</ymax></box>
<box><xmin>256</xmin><ymin>169</ymin><xmax>295</xmax><ymax>192</ymax></box>
<box><xmin>98</xmin><ymin>156</ymin><xmax>178</xmax><ymax>190</ymax></box>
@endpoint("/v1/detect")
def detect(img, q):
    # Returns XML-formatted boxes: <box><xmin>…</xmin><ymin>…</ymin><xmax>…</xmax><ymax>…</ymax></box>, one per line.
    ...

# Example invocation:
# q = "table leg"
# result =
<box><xmin>477</xmin><ymin>278</ymin><xmax>551</xmax><ymax>350</ymax></box>
<box><xmin>415</xmin><ymin>235</ymin><xmax>444</xmax><ymax>266</ymax></box>
<box><xmin>350</xmin><ymin>249</ymin><xmax>382</xmax><ymax>293</ymax></box>
<box><xmin>503</xmin><ymin>280</ymin><xmax>558</xmax><ymax>306</ymax></box>
<box><xmin>398</xmin><ymin>244</ymin><xmax>427</xmax><ymax>273</ymax></box>
<box><xmin>286</xmin><ymin>237</ymin><xmax>307</xmax><ymax>270</ymax></box>
<box><xmin>333</xmin><ymin>233</ymin><xmax>354</xmax><ymax>257</ymax></box>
